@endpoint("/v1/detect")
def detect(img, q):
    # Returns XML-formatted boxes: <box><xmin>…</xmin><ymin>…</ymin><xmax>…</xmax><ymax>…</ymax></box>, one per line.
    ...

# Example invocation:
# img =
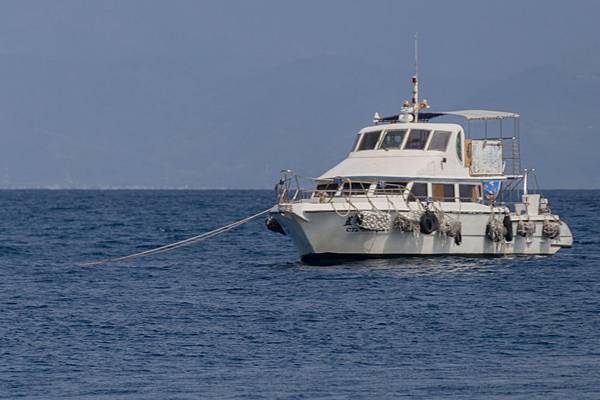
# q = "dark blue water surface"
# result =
<box><xmin>1</xmin><ymin>190</ymin><xmax>599</xmax><ymax>399</ymax></box>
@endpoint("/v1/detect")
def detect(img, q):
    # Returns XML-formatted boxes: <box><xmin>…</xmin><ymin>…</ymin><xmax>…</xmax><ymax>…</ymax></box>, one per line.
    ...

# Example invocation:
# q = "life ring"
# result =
<box><xmin>503</xmin><ymin>215</ymin><xmax>513</xmax><ymax>242</ymax></box>
<box><xmin>420</xmin><ymin>211</ymin><xmax>439</xmax><ymax>234</ymax></box>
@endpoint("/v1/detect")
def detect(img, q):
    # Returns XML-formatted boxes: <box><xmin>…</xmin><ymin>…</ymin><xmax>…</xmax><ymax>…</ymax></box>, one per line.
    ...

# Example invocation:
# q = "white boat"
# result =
<box><xmin>266</xmin><ymin>73</ymin><xmax>573</xmax><ymax>264</ymax></box>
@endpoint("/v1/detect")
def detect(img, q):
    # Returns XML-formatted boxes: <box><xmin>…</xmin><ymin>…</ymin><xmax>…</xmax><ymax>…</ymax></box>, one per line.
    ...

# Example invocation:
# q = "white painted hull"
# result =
<box><xmin>271</xmin><ymin>202</ymin><xmax>573</xmax><ymax>263</ymax></box>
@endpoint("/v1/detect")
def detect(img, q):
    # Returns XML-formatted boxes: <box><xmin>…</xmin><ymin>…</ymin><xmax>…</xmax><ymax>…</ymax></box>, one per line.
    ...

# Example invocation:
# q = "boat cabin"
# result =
<box><xmin>311</xmin><ymin>109</ymin><xmax>521</xmax><ymax>205</ymax></box>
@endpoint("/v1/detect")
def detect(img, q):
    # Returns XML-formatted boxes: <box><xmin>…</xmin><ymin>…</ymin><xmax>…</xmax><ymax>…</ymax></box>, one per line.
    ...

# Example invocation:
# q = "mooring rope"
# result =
<box><xmin>81</xmin><ymin>208</ymin><xmax>272</xmax><ymax>267</ymax></box>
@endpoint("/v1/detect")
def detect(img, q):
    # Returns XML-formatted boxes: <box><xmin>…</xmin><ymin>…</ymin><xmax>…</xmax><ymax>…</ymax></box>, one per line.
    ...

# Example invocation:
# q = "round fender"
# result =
<box><xmin>542</xmin><ymin>220</ymin><xmax>561</xmax><ymax>239</ymax></box>
<box><xmin>486</xmin><ymin>221</ymin><xmax>504</xmax><ymax>242</ymax></box>
<box><xmin>503</xmin><ymin>215</ymin><xmax>513</xmax><ymax>242</ymax></box>
<box><xmin>420</xmin><ymin>211</ymin><xmax>439</xmax><ymax>234</ymax></box>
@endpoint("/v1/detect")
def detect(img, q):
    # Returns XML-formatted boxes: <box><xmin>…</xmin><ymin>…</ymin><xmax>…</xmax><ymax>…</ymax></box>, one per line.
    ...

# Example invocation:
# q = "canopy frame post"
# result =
<box><xmin>484</xmin><ymin>120</ymin><xmax>488</xmax><ymax>139</ymax></box>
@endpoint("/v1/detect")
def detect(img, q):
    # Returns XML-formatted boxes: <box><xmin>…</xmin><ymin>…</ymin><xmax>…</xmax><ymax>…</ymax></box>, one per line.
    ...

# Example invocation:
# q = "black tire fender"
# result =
<box><xmin>420</xmin><ymin>211</ymin><xmax>439</xmax><ymax>234</ymax></box>
<box><xmin>503</xmin><ymin>215</ymin><xmax>513</xmax><ymax>242</ymax></box>
<box><xmin>266</xmin><ymin>216</ymin><xmax>286</xmax><ymax>235</ymax></box>
<box><xmin>485</xmin><ymin>222</ymin><xmax>493</xmax><ymax>241</ymax></box>
<box><xmin>454</xmin><ymin>231</ymin><xmax>462</xmax><ymax>246</ymax></box>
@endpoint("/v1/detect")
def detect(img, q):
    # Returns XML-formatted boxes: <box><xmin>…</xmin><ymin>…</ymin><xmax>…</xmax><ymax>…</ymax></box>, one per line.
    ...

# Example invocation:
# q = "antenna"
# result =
<box><xmin>412</xmin><ymin>32</ymin><xmax>419</xmax><ymax>122</ymax></box>
<box><xmin>415</xmin><ymin>32</ymin><xmax>418</xmax><ymax>80</ymax></box>
<box><xmin>400</xmin><ymin>33</ymin><xmax>428</xmax><ymax>124</ymax></box>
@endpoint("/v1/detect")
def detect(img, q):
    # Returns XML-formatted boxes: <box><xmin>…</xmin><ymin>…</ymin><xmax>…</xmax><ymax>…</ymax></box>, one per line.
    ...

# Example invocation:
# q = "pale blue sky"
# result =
<box><xmin>0</xmin><ymin>1</ymin><xmax>599</xmax><ymax>188</ymax></box>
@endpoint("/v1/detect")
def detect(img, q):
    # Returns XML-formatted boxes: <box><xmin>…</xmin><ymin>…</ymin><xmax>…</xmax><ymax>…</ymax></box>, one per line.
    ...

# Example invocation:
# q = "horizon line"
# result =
<box><xmin>0</xmin><ymin>187</ymin><xmax>598</xmax><ymax>191</ymax></box>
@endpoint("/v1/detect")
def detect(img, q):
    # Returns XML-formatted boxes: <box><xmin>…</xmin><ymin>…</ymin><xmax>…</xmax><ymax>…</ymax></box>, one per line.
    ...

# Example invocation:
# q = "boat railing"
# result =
<box><xmin>275</xmin><ymin>171</ymin><xmax>381</xmax><ymax>204</ymax></box>
<box><xmin>275</xmin><ymin>173</ymin><xmax>333</xmax><ymax>204</ymax></box>
<box><xmin>275</xmin><ymin>171</ymin><xmax>433</xmax><ymax>205</ymax></box>
<box><xmin>274</xmin><ymin>171</ymin><xmax>542</xmax><ymax>211</ymax></box>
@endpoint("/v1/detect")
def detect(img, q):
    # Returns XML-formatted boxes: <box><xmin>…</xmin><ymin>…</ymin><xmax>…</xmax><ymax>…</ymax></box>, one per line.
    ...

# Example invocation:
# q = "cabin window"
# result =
<box><xmin>404</xmin><ymin>129</ymin><xmax>431</xmax><ymax>150</ymax></box>
<box><xmin>351</xmin><ymin>133</ymin><xmax>361</xmax><ymax>152</ymax></box>
<box><xmin>315</xmin><ymin>183</ymin><xmax>338</xmax><ymax>195</ymax></box>
<box><xmin>431</xmin><ymin>183</ymin><xmax>455</xmax><ymax>202</ymax></box>
<box><xmin>341</xmin><ymin>182</ymin><xmax>370</xmax><ymax>195</ymax></box>
<box><xmin>374</xmin><ymin>181</ymin><xmax>408</xmax><ymax>195</ymax></box>
<box><xmin>408</xmin><ymin>182</ymin><xmax>428</xmax><ymax>201</ymax></box>
<box><xmin>428</xmin><ymin>130</ymin><xmax>452</xmax><ymax>151</ymax></box>
<box><xmin>357</xmin><ymin>130</ymin><xmax>382</xmax><ymax>151</ymax></box>
<box><xmin>456</xmin><ymin>131</ymin><xmax>463</xmax><ymax>161</ymax></box>
<box><xmin>380</xmin><ymin>129</ymin><xmax>407</xmax><ymax>150</ymax></box>
<box><xmin>459</xmin><ymin>184</ymin><xmax>480</xmax><ymax>202</ymax></box>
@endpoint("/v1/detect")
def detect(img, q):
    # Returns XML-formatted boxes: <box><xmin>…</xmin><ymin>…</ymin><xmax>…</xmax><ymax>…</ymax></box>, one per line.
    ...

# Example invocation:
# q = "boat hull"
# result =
<box><xmin>272</xmin><ymin>207</ymin><xmax>572</xmax><ymax>264</ymax></box>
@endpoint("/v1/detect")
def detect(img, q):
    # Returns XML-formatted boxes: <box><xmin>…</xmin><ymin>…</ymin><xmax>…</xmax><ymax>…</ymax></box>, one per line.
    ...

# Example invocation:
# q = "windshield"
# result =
<box><xmin>356</xmin><ymin>130</ymin><xmax>382</xmax><ymax>151</ymax></box>
<box><xmin>380</xmin><ymin>129</ymin><xmax>407</xmax><ymax>150</ymax></box>
<box><xmin>351</xmin><ymin>133</ymin><xmax>360</xmax><ymax>152</ymax></box>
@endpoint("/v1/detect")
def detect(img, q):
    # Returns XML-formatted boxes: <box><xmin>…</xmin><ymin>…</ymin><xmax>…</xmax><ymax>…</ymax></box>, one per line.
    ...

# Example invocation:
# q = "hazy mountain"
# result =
<box><xmin>1</xmin><ymin>52</ymin><xmax>599</xmax><ymax>188</ymax></box>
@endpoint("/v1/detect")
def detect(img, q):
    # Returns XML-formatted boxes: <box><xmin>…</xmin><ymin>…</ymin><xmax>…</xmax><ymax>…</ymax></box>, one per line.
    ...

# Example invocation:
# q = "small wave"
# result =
<box><xmin>0</xmin><ymin>245</ymin><xmax>22</xmax><ymax>256</ymax></box>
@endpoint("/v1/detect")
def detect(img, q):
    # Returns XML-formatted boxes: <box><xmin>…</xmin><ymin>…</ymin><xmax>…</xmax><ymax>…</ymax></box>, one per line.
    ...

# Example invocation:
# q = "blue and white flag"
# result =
<box><xmin>482</xmin><ymin>180</ymin><xmax>502</xmax><ymax>201</ymax></box>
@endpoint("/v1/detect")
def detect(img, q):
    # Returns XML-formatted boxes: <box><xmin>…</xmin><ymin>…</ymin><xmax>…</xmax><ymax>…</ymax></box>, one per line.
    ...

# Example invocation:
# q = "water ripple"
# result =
<box><xmin>0</xmin><ymin>189</ymin><xmax>598</xmax><ymax>399</ymax></box>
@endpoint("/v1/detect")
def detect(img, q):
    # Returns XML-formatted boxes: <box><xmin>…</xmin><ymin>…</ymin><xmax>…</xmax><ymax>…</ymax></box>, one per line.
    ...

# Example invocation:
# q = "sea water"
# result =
<box><xmin>1</xmin><ymin>190</ymin><xmax>598</xmax><ymax>399</ymax></box>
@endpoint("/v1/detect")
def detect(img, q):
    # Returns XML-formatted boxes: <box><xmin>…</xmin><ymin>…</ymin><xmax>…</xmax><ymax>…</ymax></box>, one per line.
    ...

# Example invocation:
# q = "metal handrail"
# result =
<box><xmin>274</xmin><ymin>171</ymin><xmax>535</xmax><ymax>211</ymax></box>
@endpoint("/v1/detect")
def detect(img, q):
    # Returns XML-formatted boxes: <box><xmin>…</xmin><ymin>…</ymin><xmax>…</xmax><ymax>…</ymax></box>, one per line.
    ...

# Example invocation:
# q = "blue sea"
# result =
<box><xmin>0</xmin><ymin>190</ymin><xmax>598</xmax><ymax>399</ymax></box>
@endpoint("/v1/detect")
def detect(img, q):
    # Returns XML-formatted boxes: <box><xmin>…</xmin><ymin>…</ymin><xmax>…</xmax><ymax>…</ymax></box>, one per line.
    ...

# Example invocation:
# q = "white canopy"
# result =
<box><xmin>381</xmin><ymin>109</ymin><xmax>520</xmax><ymax>122</ymax></box>
<box><xmin>439</xmin><ymin>110</ymin><xmax>519</xmax><ymax>120</ymax></box>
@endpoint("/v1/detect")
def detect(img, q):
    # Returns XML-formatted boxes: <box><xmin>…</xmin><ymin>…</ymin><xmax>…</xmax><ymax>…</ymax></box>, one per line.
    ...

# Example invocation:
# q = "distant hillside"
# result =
<box><xmin>0</xmin><ymin>53</ymin><xmax>598</xmax><ymax>188</ymax></box>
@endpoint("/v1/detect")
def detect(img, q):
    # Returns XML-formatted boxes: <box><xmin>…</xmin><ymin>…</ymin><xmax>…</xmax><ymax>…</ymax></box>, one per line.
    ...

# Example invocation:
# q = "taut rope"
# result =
<box><xmin>81</xmin><ymin>208</ymin><xmax>272</xmax><ymax>267</ymax></box>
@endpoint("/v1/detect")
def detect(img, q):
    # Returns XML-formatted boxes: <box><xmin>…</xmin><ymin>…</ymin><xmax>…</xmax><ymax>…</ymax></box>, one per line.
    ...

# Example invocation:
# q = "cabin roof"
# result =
<box><xmin>361</xmin><ymin>122</ymin><xmax>462</xmax><ymax>132</ymax></box>
<box><xmin>379</xmin><ymin>109</ymin><xmax>519</xmax><ymax>122</ymax></box>
<box><xmin>439</xmin><ymin>110</ymin><xmax>520</xmax><ymax>120</ymax></box>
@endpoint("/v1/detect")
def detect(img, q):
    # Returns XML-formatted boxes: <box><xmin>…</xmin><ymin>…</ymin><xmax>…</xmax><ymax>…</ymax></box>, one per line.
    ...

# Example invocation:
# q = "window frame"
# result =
<box><xmin>431</xmin><ymin>183</ymin><xmax>456</xmax><ymax>202</ymax></box>
<box><xmin>341</xmin><ymin>181</ymin><xmax>371</xmax><ymax>196</ymax></box>
<box><xmin>458</xmin><ymin>183</ymin><xmax>482</xmax><ymax>203</ymax></box>
<box><xmin>427</xmin><ymin>130</ymin><xmax>452</xmax><ymax>152</ymax></box>
<box><xmin>408</xmin><ymin>182</ymin><xmax>428</xmax><ymax>202</ymax></box>
<box><xmin>350</xmin><ymin>133</ymin><xmax>361</xmax><ymax>152</ymax></box>
<box><xmin>315</xmin><ymin>183</ymin><xmax>339</xmax><ymax>197</ymax></box>
<box><xmin>456</xmin><ymin>131</ymin><xmax>463</xmax><ymax>161</ymax></box>
<box><xmin>403</xmin><ymin>129</ymin><xmax>432</xmax><ymax>150</ymax></box>
<box><xmin>356</xmin><ymin>130</ymin><xmax>383</xmax><ymax>151</ymax></box>
<box><xmin>374</xmin><ymin>181</ymin><xmax>408</xmax><ymax>195</ymax></box>
<box><xmin>379</xmin><ymin>129</ymin><xmax>408</xmax><ymax>150</ymax></box>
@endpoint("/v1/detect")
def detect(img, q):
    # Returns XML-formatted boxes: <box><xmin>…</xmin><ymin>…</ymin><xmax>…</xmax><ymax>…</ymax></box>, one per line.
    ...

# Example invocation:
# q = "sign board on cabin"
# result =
<box><xmin>470</xmin><ymin>140</ymin><xmax>503</xmax><ymax>175</ymax></box>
